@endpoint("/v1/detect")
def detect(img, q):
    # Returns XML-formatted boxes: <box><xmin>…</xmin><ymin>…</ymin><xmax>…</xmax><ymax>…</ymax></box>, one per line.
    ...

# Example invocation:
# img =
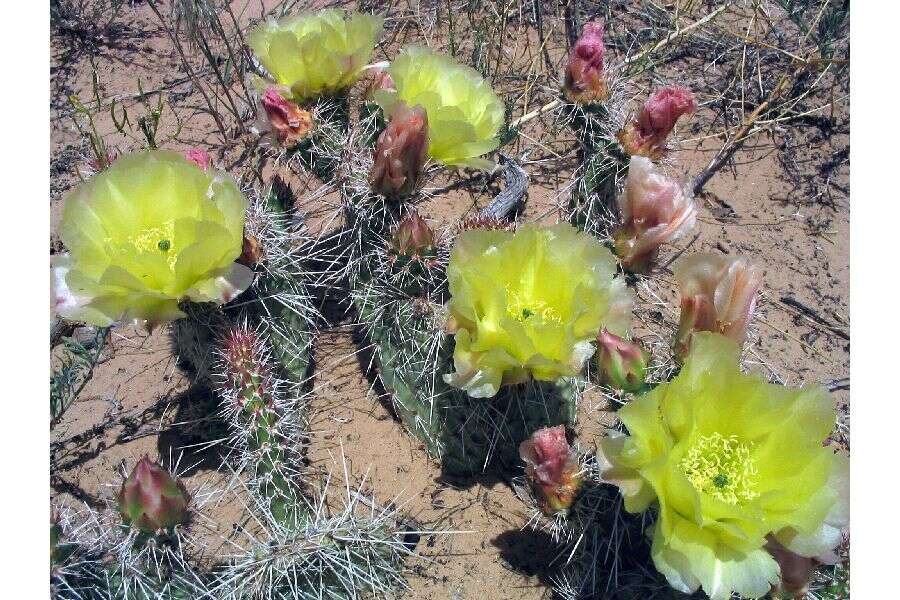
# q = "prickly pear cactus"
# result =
<box><xmin>322</xmin><ymin>104</ymin><xmax>583</xmax><ymax>475</ymax></box>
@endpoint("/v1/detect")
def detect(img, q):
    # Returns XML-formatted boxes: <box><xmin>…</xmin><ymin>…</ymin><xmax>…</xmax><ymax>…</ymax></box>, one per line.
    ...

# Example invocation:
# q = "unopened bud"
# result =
<box><xmin>612</xmin><ymin>156</ymin><xmax>697</xmax><ymax>273</ymax></box>
<box><xmin>563</xmin><ymin>21</ymin><xmax>608</xmax><ymax>105</ymax></box>
<box><xmin>389</xmin><ymin>212</ymin><xmax>436</xmax><ymax>262</ymax></box>
<box><xmin>618</xmin><ymin>86</ymin><xmax>696</xmax><ymax>159</ymax></box>
<box><xmin>765</xmin><ymin>536</ymin><xmax>834</xmax><ymax>599</ymax></box>
<box><xmin>519</xmin><ymin>426</ymin><xmax>583</xmax><ymax>515</ymax></box>
<box><xmin>370</xmin><ymin>104</ymin><xmax>429</xmax><ymax>199</ymax></box>
<box><xmin>117</xmin><ymin>457</ymin><xmax>190</xmax><ymax>533</ymax></box>
<box><xmin>595</xmin><ymin>330</ymin><xmax>649</xmax><ymax>392</ymax></box>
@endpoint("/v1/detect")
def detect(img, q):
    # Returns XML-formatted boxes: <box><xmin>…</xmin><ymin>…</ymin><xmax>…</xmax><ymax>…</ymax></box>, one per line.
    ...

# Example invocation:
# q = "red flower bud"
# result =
<box><xmin>370</xmin><ymin>104</ymin><xmax>429</xmax><ymax>199</ymax></box>
<box><xmin>673</xmin><ymin>253</ymin><xmax>762</xmax><ymax>363</ymax></box>
<box><xmin>117</xmin><ymin>457</ymin><xmax>190</xmax><ymax>533</ymax></box>
<box><xmin>595</xmin><ymin>330</ymin><xmax>649</xmax><ymax>392</ymax></box>
<box><xmin>260</xmin><ymin>88</ymin><xmax>313</xmax><ymax>147</ymax></box>
<box><xmin>563</xmin><ymin>21</ymin><xmax>608</xmax><ymax>104</ymax></box>
<box><xmin>618</xmin><ymin>86</ymin><xmax>696</xmax><ymax>159</ymax></box>
<box><xmin>519</xmin><ymin>426</ymin><xmax>583</xmax><ymax>515</ymax></box>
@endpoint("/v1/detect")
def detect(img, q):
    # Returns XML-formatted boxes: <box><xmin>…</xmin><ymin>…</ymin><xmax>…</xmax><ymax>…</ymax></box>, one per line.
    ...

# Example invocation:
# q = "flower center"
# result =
<box><xmin>680</xmin><ymin>432</ymin><xmax>758</xmax><ymax>505</ymax></box>
<box><xmin>505</xmin><ymin>287</ymin><xmax>562</xmax><ymax>325</ymax></box>
<box><xmin>112</xmin><ymin>220</ymin><xmax>177</xmax><ymax>269</ymax></box>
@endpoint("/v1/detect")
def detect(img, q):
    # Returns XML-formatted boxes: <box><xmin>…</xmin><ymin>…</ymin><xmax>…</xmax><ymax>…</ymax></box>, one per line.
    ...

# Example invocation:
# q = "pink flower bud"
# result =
<box><xmin>390</xmin><ymin>212</ymin><xmax>436</xmax><ymax>260</ymax></box>
<box><xmin>595</xmin><ymin>329</ymin><xmax>650</xmax><ymax>392</ymax></box>
<box><xmin>117</xmin><ymin>457</ymin><xmax>190</xmax><ymax>533</ymax></box>
<box><xmin>260</xmin><ymin>88</ymin><xmax>313</xmax><ymax>147</ymax></box>
<box><xmin>366</xmin><ymin>67</ymin><xmax>396</xmax><ymax>98</ymax></box>
<box><xmin>765</xmin><ymin>536</ymin><xmax>841</xmax><ymax>599</ymax></box>
<box><xmin>184</xmin><ymin>148</ymin><xmax>211</xmax><ymax>172</ymax></box>
<box><xmin>519</xmin><ymin>426</ymin><xmax>583</xmax><ymax>515</ymax></box>
<box><xmin>563</xmin><ymin>21</ymin><xmax>608</xmax><ymax>104</ymax></box>
<box><xmin>618</xmin><ymin>86</ymin><xmax>696</xmax><ymax>159</ymax></box>
<box><xmin>370</xmin><ymin>104</ymin><xmax>429</xmax><ymax>199</ymax></box>
<box><xmin>672</xmin><ymin>253</ymin><xmax>762</xmax><ymax>362</ymax></box>
<box><xmin>612</xmin><ymin>156</ymin><xmax>697</xmax><ymax>272</ymax></box>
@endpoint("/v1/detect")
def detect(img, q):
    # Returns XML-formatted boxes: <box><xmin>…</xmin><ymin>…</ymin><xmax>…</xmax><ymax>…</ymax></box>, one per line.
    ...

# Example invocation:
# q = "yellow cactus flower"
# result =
<box><xmin>249</xmin><ymin>10</ymin><xmax>383</xmax><ymax>102</ymax></box>
<box><xmin>598</xmin><ymin>332</ymin><xmax>849</xmax><ymax>600</ymax></box>
<box><xmin>444</xmin><ymin>223</ymin><xmax>633</xmax><ymax>398</ymax></box>
<box><xmin>372</xmin><ymin>46</ymin><xmax>505</xmax><ymax>169</ymax></box>
<box><xmin>51</xmin><ymin>150</ymin><xmax>252</xmax><ymax>327</ymax></box>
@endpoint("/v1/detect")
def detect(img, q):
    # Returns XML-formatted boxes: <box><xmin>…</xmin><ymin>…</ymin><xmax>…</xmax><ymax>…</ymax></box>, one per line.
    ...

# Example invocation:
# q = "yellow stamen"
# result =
<box><xmin>109</xmin><ymin>220</ymin><xmax>177</xmax><ymax>269</ymax></box>
<box><xmin>505</xmin><ymin>287</ymin><xmax>563</xmax><ymax>325</ymax></box>
<box><xmin>680</xmin><ymin>432</ymin><xmax>758</xmax><ymax>505</ymax></box>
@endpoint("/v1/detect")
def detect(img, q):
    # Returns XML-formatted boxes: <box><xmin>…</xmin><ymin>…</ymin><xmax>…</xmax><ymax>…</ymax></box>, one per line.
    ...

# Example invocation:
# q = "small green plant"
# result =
<box><xmin>50</xmin><ymin>326</ymin><xmax>109</xmax><ymax>428</ymax></box>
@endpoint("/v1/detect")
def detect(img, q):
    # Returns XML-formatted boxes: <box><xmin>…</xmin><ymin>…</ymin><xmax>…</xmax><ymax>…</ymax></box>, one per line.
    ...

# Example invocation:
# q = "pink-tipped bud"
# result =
<box><xmin>184</xmin><ymin>148</ymin><xmax>212</xmax><ymax>172</ymax></box>
<box><xmin>612</xmin><ymin>156</ymin><xmax>697</xmax><ymax>273</ymax></box>
<box><xmin>117</xmin><ymin>457</ymin><xmax>190</xmax><ymax>533</ymax></box>
<box><xmin>370</xmin><ymin>104</ymin><xmax>429</xmax><ymax>199</ymax></box>
<box><xmin>366</xmin><ymin>67</ymin><xmax>396</xmax><ymax>98</ymax></box>
<box><xmin>672</xmin><ymin>253</ymin><xmax>762</xmax><ymax>363</ymax></box>
<box><xmin>595</xmin><ymin>330</ymin><xmax>650</xmax><ymax>392</ymax></box>
<box><xmin>261</xmin><ymin>88</ymin><xmax>313</xmax><ymax>147</ymax></box>
<box><xmin>519</xmin><ymin>426</ymin><xmax>583</xmax><ymax>515</ymax></box>
<box><xmin>563</xmin><ymin>21</ymin><xmax>608</xmax><ymax>104</ymax></box>
<box><xmin>389</xmin><ymin>212</ymin><xmax>436</xmax><ymax>261</ymax></box>
<box><xmin>618</xmin><ymin>86</ymin><xmax>696</xmax><ymax>159</ymax></box>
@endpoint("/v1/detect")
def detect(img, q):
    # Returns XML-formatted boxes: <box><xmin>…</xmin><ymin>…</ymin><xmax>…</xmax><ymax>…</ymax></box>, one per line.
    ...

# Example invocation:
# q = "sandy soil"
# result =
<box><xmin>50</xmin><ymin>1</ymin><xmax>849</xmax><ymax>598</ymax></box>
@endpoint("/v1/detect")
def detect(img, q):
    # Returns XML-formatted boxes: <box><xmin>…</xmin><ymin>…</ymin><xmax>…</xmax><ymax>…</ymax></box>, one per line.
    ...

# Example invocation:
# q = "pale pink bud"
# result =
<box><xmin>612</xmin><ymin>156</ymin><xmax>697</xmax><ymax>272</ymax></box>
<box><xmin>563</xmin><ymin>21</ymin><xmax>608</xmax><ymax>104</ymax></box>
<box><xmin>184</xmin><ymin>148</ymin><xmax>211</xmax><ymax>172</ymax></box>
<box><xmin>260</xmin><ymin>88</ymin><xmax>313</xmax><ymax>147</ymax></box>
<box><xmin>673</xmin><ymin>252</ymin><xmax>762</xmax><ymax>362</ymax></box>
<box><xmin>370</xmin><ymin>104</ymin><xmax>429</xmax><ymax>199</ymax></box>
<box><xmin>366</xmin><ymin>67</ymin><xmax>396</xmax><ymax>98</ymax></box>
<box><xmin>390</xmin><ymin>212</ymin><xmax>435</xmax><ymax>258</ymax></box>
<box><xmin>519</xmin><ymin>426</ymin><xmax>583</xmax><ymax>514</ymax></box>
<box><xmin>117</xmin><ymin>457</ymin><xmax>190</xmax><ymax>533</ymax></box>
<box><xmin>618</xmin><ymin>86</ymin><xmax>696</xmax><ymax>159</ymax></box>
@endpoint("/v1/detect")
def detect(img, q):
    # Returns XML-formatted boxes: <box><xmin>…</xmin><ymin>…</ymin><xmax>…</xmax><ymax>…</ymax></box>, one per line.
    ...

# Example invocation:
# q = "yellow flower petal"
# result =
<box><xmin>374</xmin><ymin>46</ymin><xmax>505</xmax><ymax>168</ymax></box>
<box><xmin>250</xmin><ymin>10</ymin><xmax>383</xmax><ymax>101</ymax></box>
<box><xmin>52</xmin><ymin>150</ymin><xmax>250</xmax><ymax>326</ymax></box>
<box><xmin>598</xmin><ymin>332</ymin><xmax>848</xmax><ymax>598</ymax></box>
<box><xmin>444</xmin><ymin>223</ymin><xmax>632</xmax><ymax>398</ymax></box>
